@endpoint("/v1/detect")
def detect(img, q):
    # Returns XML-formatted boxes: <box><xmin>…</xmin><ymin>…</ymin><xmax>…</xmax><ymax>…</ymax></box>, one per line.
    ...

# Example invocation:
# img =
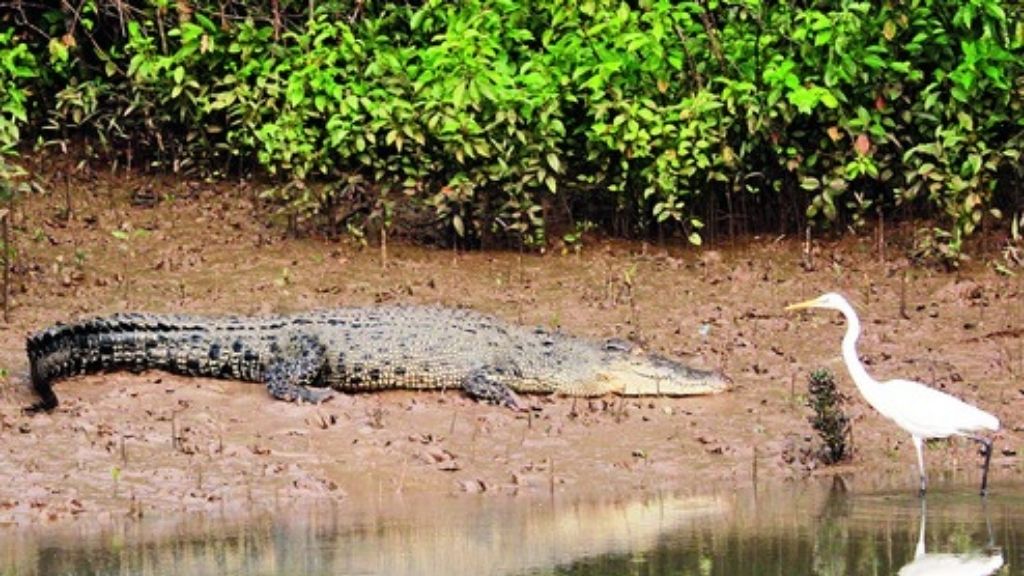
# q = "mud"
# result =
<box><xmin>0</xmin><ymin>175</ymin><xmax>1021</xmax><ymax>526</ymax></box>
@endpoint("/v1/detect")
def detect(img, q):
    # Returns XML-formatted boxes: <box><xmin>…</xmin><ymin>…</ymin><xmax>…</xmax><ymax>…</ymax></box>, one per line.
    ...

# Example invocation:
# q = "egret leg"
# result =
<box><xmin>974</xmin><ymin>436</ymin><xmax>994</xmax><ymax>497</ymax></box>
<box><xmin>912</xmin><ymin>436</ymin><xmax>927</xmax><ymax>497</ymax></box>
<box><xmin>913</xmin><ymin>497</ymin><xmax>927</xmax><ymax>559</ymax></box>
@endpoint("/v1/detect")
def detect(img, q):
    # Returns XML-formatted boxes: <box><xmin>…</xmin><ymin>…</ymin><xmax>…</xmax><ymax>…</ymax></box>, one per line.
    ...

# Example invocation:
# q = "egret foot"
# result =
<box><xmin>977</xmin><ymin>437</ymin><xmax>994</xmax><ymax>497</ymax></box>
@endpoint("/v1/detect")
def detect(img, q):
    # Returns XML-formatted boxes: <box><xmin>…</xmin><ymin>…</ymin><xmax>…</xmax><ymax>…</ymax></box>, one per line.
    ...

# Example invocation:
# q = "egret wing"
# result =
<box><xmin>875</xmin><ymin>379</ymin><xmax>999</xmax><ymax>438</ymax></box>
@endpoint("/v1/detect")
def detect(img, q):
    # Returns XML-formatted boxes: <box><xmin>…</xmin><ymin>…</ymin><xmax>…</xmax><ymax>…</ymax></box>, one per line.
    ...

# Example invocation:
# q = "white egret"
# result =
<box><xmin>786</xmin><ymin>292</ymin><xmax>999</xmax><ymax>496</ymax></box>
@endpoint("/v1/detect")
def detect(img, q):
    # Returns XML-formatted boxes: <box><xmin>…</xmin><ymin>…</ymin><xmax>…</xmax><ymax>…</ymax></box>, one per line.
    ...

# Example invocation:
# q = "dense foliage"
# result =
<box><xmin>2</xmin><ymin>1</ymin><xmax>1023</xmax><ymax>255</ymax></box>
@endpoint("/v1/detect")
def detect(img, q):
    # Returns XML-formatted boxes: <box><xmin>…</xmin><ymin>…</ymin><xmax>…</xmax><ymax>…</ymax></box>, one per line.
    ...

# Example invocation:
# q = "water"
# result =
<box><xmin>546</xmin><ymin>483</ymin><xmax>1014</xmax><ymax>576</ymax></box>
<box><xmin>1</xmin><ymin>480</ymin><xmax>1018</xmax><ymax>575</ymax></box>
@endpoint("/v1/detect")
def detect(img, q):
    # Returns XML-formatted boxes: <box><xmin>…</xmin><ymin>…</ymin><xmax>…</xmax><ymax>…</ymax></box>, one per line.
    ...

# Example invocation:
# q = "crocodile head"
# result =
<box><xmin>595</xmin><ymin>353</ymin><xmax>732</xmax><ymax>396</ymax></box>
<box><xmin>514</xmin><ymin>333</ymin><xmax>731</xmax><ymax>397</ymax></box>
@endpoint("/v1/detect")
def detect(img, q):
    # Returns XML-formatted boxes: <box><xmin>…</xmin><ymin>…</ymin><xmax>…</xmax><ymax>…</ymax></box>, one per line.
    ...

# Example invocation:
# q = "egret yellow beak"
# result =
<box><xmin>785</xmin><ymin>297</ymin><xmax>821</xmax><ymax>311</ymax></box>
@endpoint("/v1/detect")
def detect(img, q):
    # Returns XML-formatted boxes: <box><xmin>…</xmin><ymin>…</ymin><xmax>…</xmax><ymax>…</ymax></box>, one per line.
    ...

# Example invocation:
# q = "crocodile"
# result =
<box><xmin>25</xmin><ymin>306</ymin><xmax>730</xmax><ymax>411</ymax></box>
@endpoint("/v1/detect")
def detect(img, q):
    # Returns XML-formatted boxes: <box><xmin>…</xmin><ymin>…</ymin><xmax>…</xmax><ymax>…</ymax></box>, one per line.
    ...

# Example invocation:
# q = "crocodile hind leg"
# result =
<box><xmin>462</xmin><ymin>365</ymin><xmax>523</xmax><ymax>410</ymax></box>
<box><xmin>263</xmin><ymin>334</ymin><xmax>335</xmax><ymax>404</ymax></box>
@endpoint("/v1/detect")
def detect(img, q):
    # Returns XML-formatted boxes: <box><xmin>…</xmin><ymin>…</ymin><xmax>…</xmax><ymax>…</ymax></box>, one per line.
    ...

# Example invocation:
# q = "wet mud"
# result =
<box><xmin>0</xmin><ymin>176</ymin><xmax>1021</xmax><ymax>526</ymax></box>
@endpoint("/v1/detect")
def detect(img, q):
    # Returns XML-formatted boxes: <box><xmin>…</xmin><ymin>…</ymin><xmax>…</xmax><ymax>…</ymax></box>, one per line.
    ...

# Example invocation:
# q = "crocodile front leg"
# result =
<box><xmin>462</xmin><ymin>364</ymin><xmax>523</xmax><ymax>410</ymax></box>
<box><xmin>263</xmin><ymin>334</ymin><xmax>334</xmax><ymax>404</ymax></box>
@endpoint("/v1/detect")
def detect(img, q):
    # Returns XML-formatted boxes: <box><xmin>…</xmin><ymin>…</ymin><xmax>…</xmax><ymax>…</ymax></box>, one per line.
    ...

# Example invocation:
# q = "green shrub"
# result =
<box><xmin>0</xmin><ymin>28</ymin><xmax>35</xmax><ymax>153</ymax></box>
<box><xmin>3</xmin><ymin>0</ymin><xmax>1023</xmax><ymax>254</ymax></box>
<box><xmin>807</xmin><ymin>368</ymin><xmax>850</xmax><ymax>465</ymax></box>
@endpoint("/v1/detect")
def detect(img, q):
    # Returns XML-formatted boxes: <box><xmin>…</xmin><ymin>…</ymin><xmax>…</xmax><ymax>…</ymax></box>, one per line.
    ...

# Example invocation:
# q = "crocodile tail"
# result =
<box><xmin>25</xmin><ymin>313</ymin><xmax>199</xmax><ymax>411</ymax></box>
<box><xmin>27</xmin><ymin>320</ymin><xmax>88</xmax><ymax>410</ymax></box>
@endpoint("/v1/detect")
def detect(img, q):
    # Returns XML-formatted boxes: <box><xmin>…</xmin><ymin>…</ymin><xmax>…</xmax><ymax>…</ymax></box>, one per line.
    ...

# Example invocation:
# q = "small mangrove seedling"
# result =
<box><xmin>110</xmin><ymin>466</ymin><xmax>122</xmax><ymax>497</ymax></box>
<box><xmin>1</xmin><ymin>207</ymin><xmax>10</xmax><ymax>323</ymax></box>
<box><xmin>111</xmin><ymin>227</ymin><xmax>150</xmax><ymax>303</ymax></box>
<box><xmin>806</xmin><ymin>368</ymin><xmax>850</xmax><ymax>465</ymax></box>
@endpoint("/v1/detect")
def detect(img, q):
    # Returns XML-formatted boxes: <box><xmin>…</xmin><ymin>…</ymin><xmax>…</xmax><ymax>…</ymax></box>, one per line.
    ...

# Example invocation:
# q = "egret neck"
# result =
<box><xmin>835</xmin><ymin>299</ymin><xmax>884</xmax><ymax>406</ymax></box>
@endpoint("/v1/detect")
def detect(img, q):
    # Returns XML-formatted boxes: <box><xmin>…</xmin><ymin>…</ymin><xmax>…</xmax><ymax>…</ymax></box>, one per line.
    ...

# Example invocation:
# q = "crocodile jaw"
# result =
<box><xmin>591</xmin><ymin>359</ymin><xmax>731</xmax><ymax>396</ymax></box>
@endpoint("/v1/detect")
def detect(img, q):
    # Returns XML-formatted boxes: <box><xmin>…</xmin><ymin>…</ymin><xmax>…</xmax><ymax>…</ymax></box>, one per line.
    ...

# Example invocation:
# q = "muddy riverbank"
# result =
<box><xmin>0</xmin><ymin>176</ymin><xmax>1020</xmax><ymax>526</ymax></box>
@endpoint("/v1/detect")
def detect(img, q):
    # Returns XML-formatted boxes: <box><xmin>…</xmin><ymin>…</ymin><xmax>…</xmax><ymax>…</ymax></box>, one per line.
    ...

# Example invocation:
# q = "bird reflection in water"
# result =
<box><xmin>897</xmin><ymin>498</ymin><xmax>1004</xmax><ymax>576</ymax></box>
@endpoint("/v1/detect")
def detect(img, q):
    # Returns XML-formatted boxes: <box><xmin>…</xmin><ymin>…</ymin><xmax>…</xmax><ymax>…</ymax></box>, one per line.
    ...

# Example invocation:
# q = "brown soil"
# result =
<box><xmin>0</xmin><ymin>174</ymin><xmax>1021</xmax><ymax>526</ymax></box>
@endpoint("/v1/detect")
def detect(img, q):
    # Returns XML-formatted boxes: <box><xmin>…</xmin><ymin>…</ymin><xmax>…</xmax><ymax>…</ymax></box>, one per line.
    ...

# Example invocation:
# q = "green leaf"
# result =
<box><xmin>800</xmin><ymin>177</ymin><xmax>821</xmax><ymax>191</ymax></box>
<box><xmin>48</xmin><ymin>38</ymin><xmax>69</xmax><ymax>64</ymax></box>
<box><xmin>287</xmin><ymin>82</ymin><xmax>305</xmax><ymax>106</ymax></box>
<box><xmin>546</xmin><ymin>153</ymin><xmax>561</xmax><ymax>174</ymax></box>
<box><xmin>956</xmin><ymin>112</ymin><xmax>973</xmax><ymax>131</ymax></box>
<box><xmin>890</xmin><ymin>61</ymin><xmax>911</xmax><ymax>74</ymax></box>
<box><xmin>452</xmin><ymin>82</ymin><xmax>466</xmax><ymax>108</ymax></box>
<box><xmin>964</xmin><ymin>154</ymin><xmax>982</xmax><ymax>177</ymax></box>
<box><xmin>863</xmin><ymin>54</ymin><xmax>885</xmax><ymax>69</ymax></box>
<box><xmin>544</xmin><ymin>175</ymin><xmax>556</xmax><ymax>193</ymax></box>
<box><xmin>410</xmin><ymin>8</ymin><xmax>427</xmax><ymax>31</ymax></box>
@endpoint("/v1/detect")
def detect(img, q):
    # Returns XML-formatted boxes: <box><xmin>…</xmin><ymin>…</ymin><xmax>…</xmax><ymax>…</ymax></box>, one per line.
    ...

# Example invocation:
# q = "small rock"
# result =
<box><xmin>409</xmin><ymin>433</ymin><xmax>436</xmax><ymax>444</ymax></box>
<box><xmin>438</xmin><ymin>460</ymin><xmax>461</xmax><ymax>472</ymax></box>
<box><xmin>309</xmin><ymin>413</ymin><xmax>332</xmax><ymax>430</ymax></box>
<box><xmin>458</xmin><ymin>479</ymin><xmax>486</xmax><ymax>493</ymax></box>
<box><xmin>421</xmin><ymin>447</ymin><xmax>453</xmax><ymax>463</ymax></box>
